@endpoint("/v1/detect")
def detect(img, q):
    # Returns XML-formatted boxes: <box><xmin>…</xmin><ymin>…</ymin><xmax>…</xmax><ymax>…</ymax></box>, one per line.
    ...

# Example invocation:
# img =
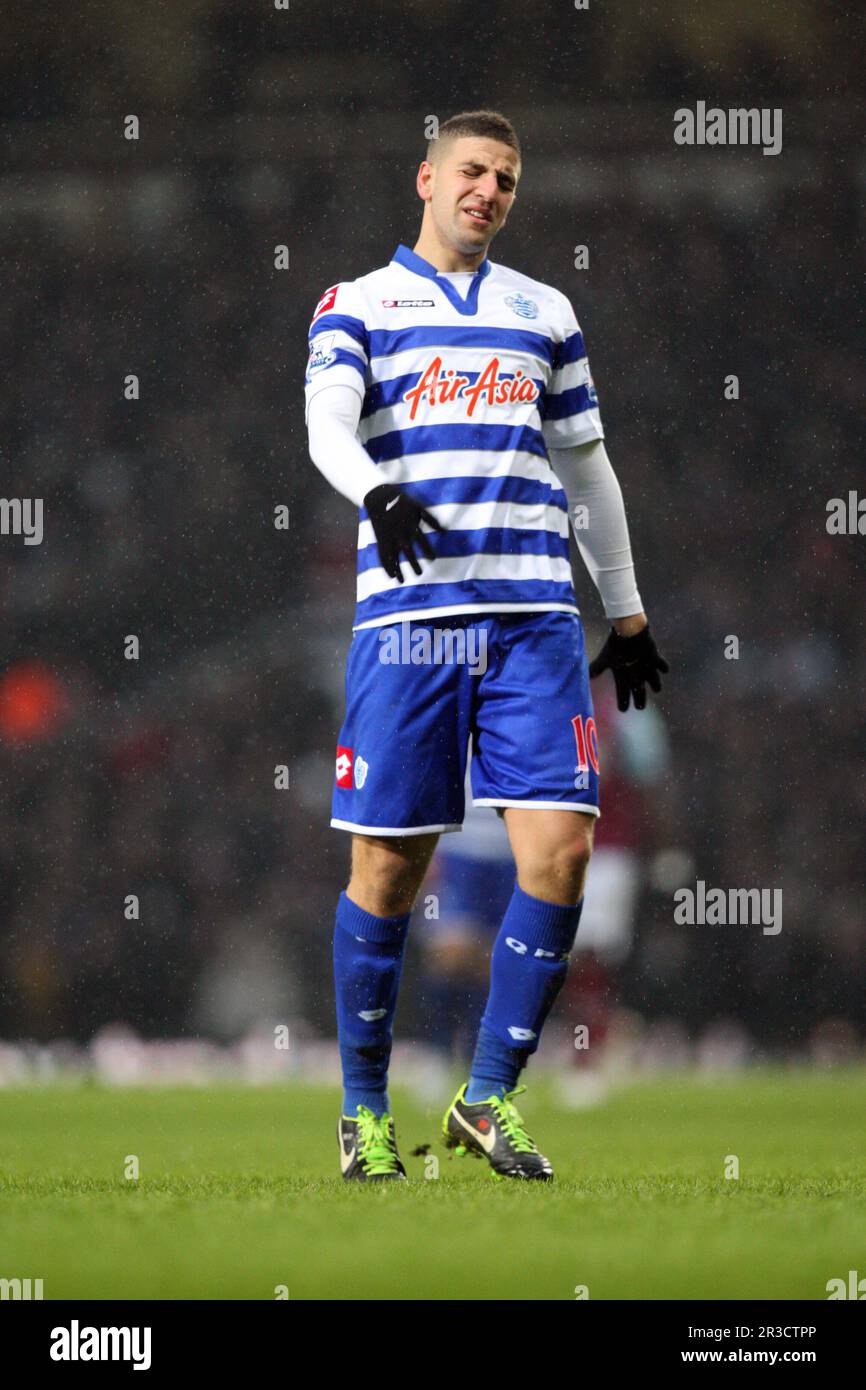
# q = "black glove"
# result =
<box><xmin>589</xmin><ymin>624</ymin><xmax>669</xmax><ymax>711</ymax></box>
<box><xmin>364</xmin><ymin>483</ymin><xmax>444</xmax><ymax>582</ymax></box>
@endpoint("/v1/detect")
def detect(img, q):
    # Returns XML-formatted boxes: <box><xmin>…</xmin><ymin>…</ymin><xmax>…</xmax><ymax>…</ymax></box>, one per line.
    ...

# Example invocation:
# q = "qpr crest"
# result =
<box><xmin>354</xmin><ymin>754</ymin><xmax>369</xmax><ymax>789</ymax></box>
<box><xmin>504</xmin><ymin>293</ymin><xmax>539</xmax><ymax>319</ymax></box>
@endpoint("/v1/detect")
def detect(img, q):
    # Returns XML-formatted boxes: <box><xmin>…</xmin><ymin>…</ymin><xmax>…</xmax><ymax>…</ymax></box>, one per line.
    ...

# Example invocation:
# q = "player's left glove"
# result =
<box><xmin>589</xmin><ymin>624</ymin><xmax>669</xmax><ymax>711</ymax></box>
<box><xmin>364</xmin><ymin>482</ymin><xmax>445</xmax><ymax>583</ymax></box>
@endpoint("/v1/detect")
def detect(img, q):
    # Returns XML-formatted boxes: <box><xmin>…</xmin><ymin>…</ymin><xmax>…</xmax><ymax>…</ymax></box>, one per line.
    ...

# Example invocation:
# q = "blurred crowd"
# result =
<box><xmin>0</xmin><ymin>1</ymin><xmax>863</xmax><ymax>1057</ymax></box>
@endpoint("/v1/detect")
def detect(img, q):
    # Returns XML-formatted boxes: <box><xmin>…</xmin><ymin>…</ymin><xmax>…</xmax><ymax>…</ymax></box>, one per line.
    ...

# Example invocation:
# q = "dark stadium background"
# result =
<box><xmin>0</xmin><ymin>0</ymin><xmax>863</xmax><ymax>1063</ymax></box>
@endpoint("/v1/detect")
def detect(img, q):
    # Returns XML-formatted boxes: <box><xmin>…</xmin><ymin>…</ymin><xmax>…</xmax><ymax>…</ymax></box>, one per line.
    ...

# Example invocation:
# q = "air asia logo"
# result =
<box><xmin>335</xmin><ymin>746</ymin><xmax>353</xmax><ymax>788</ymax></box>
<box><xmin>311</xmin><ymin>285</ymin><xmax>339</xmax><ymax>323</ymax></box>
<box><xmin>403</xmin><ymin>355</ymin><xmax>539</xmax><ymax>421</ymax></box>
<box><xmin>382</xmin><ymin>299</ymin><xmax>435</xmax><ymax>308</ymax></box>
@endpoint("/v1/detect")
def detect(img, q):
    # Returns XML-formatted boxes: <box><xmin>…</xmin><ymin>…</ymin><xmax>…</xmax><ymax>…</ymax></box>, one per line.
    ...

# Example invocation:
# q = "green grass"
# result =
<box><xmin>1</xmin><ymin>1069</ymin><xmax>864</xmax><ymax>1299</ymax></box>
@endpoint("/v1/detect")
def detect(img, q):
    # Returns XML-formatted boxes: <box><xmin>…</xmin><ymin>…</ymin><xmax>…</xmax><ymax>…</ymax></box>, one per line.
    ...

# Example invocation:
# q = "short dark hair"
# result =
<box><xmin>427</xmin><ymin>110</ymin><xmax>521</xmax><ymax>166</ymax></box>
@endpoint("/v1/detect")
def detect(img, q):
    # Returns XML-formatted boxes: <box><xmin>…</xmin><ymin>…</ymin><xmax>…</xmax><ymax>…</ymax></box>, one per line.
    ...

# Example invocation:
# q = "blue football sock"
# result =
<box><xmin>465</xmin><ymin>884</ymin><xmax>583</xmax><ymax>1103</ymax></box>
<box><xmin>333</xmin><ymin>890</ymin><xmax>410</xmax><ymax>1118</ymax></box>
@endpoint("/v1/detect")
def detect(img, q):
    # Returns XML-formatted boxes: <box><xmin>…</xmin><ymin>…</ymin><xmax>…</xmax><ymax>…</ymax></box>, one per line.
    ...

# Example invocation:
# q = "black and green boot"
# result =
<box><xmin>338</xmin><ymin>1105</ymin><xmax>407</xmax><ymax>1181</ymax></box>
<box><xmin>442</xmin><ymin>1083</ymin><xmax>554</xmax><ymax>1181</ymax></box>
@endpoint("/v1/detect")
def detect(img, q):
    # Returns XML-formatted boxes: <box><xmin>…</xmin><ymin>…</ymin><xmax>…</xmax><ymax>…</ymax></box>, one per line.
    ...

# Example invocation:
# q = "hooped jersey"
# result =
<box><xmin>304</xmin><ymin>243</ymin><xmax>604</xmax><ymax>630</ymax></box>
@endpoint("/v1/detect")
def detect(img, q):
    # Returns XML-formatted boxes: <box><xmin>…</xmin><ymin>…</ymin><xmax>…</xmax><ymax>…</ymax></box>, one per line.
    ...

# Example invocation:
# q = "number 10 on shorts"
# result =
<box><xmin>571</xmin><ymin>715</ymin><xmax>599</xmax><ymax>789</ymax></box>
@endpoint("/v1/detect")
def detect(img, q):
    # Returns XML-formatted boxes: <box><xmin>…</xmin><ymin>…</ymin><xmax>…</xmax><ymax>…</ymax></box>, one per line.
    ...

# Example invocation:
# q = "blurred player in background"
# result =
<box><xmin>418</xmin><ymin>690</ymin><xmax>671</xmax><ymax>1067</ymax></box>
<box><xmin>417</xmin><ymin>770</ymin><xmax>515</xmax><ymax>1064</ymax></box>
<box><xmin>305</xmin><ymin>110</ymin><xmax>667</xmax><ymax>1182</ymax></box>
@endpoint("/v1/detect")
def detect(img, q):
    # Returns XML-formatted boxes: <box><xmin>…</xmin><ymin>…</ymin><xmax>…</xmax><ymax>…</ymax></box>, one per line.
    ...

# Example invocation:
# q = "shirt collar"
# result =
<box><xmin>391</xmin><ymin>243</ymin><xmax>491</xmax><ymax>316</ymax></box>
<box><xmin>392</xmin><ymin>243</ymin><xmax>491</xmax><ymax>281</ymax></box>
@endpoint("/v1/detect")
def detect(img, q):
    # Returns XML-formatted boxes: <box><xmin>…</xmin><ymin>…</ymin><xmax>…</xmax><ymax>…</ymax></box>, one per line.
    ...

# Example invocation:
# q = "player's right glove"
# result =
<box><xmin>589</xmin><ymin>623</ymin><xmax>669</xmax><ymax>711</ymax></box>
<box><xmin>364</xmin><ymin>483</ymin><xmax>445</xmax><ymax>582</ymax></box>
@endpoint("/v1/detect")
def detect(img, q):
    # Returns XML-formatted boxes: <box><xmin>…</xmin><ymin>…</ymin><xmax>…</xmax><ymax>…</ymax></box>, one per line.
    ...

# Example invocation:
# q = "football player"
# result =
<box><xmin>306</xmin><ymin>110</ymin><xmax>667</xmax><ymax>1180</ymax></box>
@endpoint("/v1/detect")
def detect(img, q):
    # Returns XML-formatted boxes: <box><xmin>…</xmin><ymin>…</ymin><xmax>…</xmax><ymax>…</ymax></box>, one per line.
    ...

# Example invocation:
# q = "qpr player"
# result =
<box><xmin>305</xmin><ymin>110</ymin><xmax>668</xmax><ymax>1181</ymax></box>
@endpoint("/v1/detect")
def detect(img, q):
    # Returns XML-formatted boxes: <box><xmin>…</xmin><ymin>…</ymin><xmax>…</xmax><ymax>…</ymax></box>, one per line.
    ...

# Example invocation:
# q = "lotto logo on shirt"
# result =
<box><xmin>403</xmin><ymin>355</ymin><xmax>540</xmax><ymax>421</ymax></box>
<box><xmin>335</xmin><ymin>745</ymin><xmax>353</xmax><ymax>787</ymax></box>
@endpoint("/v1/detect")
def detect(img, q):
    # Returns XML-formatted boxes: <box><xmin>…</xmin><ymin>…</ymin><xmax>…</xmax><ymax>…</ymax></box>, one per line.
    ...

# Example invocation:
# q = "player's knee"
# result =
<box><xmin>559</xmin><ymin>835</ymin><xmax>593</xmax><ymax>897</ymax></box>
<box><xmin>542</xmin><ymin>821</ymin><xmax>595</xmax><ymax>901</ymax></box>
<box><xmin>350</xmin><ymin>862</ymin><xmax>417</xmax><ymax>916</ymax></box>
<box><xmin>349</xmin><ymin>836</ymin><xmax>432</xmax><ymax>916</ymax></box>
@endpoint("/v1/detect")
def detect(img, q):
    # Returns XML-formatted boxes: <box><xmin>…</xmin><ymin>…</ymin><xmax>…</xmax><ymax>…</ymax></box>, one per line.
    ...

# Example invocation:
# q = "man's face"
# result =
<box><xmin>418</xmin><ymin>135</ymin><xmax>520</xmax><ymax>257</ymax></box>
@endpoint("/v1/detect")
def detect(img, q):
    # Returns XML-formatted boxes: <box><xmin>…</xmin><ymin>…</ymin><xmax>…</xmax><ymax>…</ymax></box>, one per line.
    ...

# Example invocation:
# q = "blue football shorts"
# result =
<box><xmin>331</xmin><ymin>611</ymin><xmax>600</xmax><ymax>836</ymax></box>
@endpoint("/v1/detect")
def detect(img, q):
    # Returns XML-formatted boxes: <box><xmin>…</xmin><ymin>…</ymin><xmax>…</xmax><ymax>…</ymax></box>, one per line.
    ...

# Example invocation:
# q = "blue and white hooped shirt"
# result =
<box><xmin>304</xmin><ymin>244</ymin><xmax>604</xmax><ymax>631</ymax></box>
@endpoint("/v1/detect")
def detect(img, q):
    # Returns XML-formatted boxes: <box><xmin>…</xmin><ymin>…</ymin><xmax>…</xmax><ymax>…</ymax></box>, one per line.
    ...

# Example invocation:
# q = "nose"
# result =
<box><xmin>474</xmin><ymin>173</ymin><xmax>500</xmax><ymax>203</ymax></box>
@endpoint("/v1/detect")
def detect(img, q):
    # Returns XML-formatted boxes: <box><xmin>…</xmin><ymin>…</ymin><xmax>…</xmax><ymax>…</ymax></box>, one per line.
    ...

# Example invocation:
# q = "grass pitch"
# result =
<box><xmin>1</xmin><ymin>1068</ymin><xmax>864</xmax><ymax>1300</ymax></box>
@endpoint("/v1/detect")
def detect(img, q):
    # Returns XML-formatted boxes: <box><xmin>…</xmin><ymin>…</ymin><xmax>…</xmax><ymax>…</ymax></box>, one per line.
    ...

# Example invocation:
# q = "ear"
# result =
<box><xmin>416</xmin><ymin>160</ymin><xmax>434</xmax><ymax>202</ymax></box>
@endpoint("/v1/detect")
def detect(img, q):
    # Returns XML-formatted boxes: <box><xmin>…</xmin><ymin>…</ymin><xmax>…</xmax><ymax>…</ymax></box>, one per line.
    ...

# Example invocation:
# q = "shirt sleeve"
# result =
<box><xmin>541</xmin><ymin>294</ymin><xmax>604</xmax><ymax>450</ymax></box>
<box><xmin>307</xmin><ymin>383</ymin><xmax>383</xmax><ymax>508</ymax></box>
<box><xmin>303</xmin><ymin>281</ymin><xmax>368</xmax><ymax>422</ymax></box>
<box><xmin>548</xmin><ymin>439</ymin><xmax>643</xmax><ymax>619</ymax></box>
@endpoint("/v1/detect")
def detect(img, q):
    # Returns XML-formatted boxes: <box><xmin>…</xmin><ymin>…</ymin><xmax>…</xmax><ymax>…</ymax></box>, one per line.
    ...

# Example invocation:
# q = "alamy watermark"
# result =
<box><xmin>50</xmin><ymin>1321</ymin><xmax>151</xmax><ymax>1370</ymax></box>
<box><xmin>378</xmin><ymin>620</ymin><xmax>488</xmax><ymax>675</ymax></box>
<box><xmin>827</xmin><ymin>1269</ymin><xmax>866</xmax><ymax>1299</ymax></box>
<box><xmin>0</xmin><ymin>497</ymin><xmax>43</xmax><ymax>545</ymax></box>
<box><xmin>674</xmin><ymin>880</ymin><xmax>782</xmax><ymax>935</ymax></box>
<box><xmin>826</xmin><ymin>491</ymin><xmax>865</xmax><ymax>535</ymax></box>
<box><xmin>674</xmin><ymin>102</ymin><xmax>782</xmax><ymax>157</ymax></box>
<box><xmin>1</xmin><ymin>1276</ymin><xmax>43</xmax><ymax>1299</ymax></box>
